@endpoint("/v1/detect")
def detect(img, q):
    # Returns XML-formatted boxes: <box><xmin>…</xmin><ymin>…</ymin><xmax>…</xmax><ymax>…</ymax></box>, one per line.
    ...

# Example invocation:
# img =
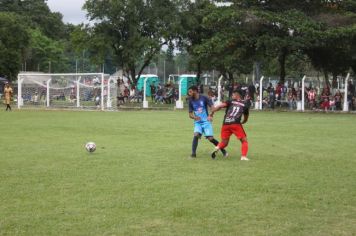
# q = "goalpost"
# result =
<box><xmin>17</xmin><ymin>72</ymin><xmax>118</xmax><ymax>110</ymax></box>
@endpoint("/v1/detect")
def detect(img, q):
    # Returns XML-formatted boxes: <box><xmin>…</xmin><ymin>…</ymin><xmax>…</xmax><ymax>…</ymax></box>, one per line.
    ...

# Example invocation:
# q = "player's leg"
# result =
<box><xmin>240</xmin><ymin>137</ymin><xmax>249</xmax><ymax>160</ymax></box>
<box><xmin>232</xmin><ymin>124</ymin><xmax>249</xmax><ymax>160</ymax></box>
<box><xmin>207</xmin><ymin>136</ymin><xmax>228</xmax><ymax>157</ymax></box>
<box><xmin>191</xmin><ymin>123</ymin><xmax>203</xmax><ymax>158</ymax></box>
<box><xmin>202</xmin><ymin>121</ymin><xmax>228</xmax><ymax>158</ymax></box>
<box><xmin>211</xmin><ymin>137</ymin><xmax>230</xmax><ymax>159</ymax></box>
<box><xmin>211</xmin><ymin>125</ymin><xmax>231</xmax><ymax>159</ymax></box>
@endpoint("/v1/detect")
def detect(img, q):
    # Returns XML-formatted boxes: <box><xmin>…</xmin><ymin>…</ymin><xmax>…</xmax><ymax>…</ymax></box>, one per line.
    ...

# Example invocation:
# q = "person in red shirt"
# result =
<box><xmin>307</xmin><ymin>88</ymin><xmax>316</xmax><ymax>109</ymax></box>
<box><xmin>320</xmin><ymin>90</ymin><xmax>330</xmax><ymax>111</ymax></box>
<box><xmin>210</xmin><ymin>90</ymin><xmax>250</xmax><ymax>160</ymax></box>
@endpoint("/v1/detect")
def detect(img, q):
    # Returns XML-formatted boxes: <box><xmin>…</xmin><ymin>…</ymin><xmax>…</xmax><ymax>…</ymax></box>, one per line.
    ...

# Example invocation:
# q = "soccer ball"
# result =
<box><xmin>85</xmin><ymin>142</ymin><xmax>96</xmax><ymax>153</ymax></box>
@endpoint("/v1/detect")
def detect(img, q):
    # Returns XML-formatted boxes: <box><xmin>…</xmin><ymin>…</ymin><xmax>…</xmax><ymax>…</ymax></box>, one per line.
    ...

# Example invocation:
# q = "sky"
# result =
<box><xmin>47</xmin><ymin>0</ymin><xmax>87</xmax><ymax>25</ymax></box>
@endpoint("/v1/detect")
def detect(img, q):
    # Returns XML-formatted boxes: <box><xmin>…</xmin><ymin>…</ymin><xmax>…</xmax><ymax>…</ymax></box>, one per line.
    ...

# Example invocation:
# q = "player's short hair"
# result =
<box><xmin>189</xmin><ymin>85</ymin><xmax>198</xmax><ymax>91</ymax></box>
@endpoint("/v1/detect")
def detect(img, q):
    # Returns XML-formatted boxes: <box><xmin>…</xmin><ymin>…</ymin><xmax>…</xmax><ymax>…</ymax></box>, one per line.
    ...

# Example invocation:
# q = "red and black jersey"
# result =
<box><xmin>222</xmin><ymin>99</ymin><xmax>249</xmax><ymax>125</ymax></box>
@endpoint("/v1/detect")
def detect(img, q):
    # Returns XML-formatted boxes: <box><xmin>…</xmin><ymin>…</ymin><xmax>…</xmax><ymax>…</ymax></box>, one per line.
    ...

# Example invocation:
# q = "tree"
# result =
<box><xmin>194</xmin><ymin>5</ymin><xmax>256</xmax><ymax>82</ymax></box>
<box><xmin>305</xmin><ymin>6</ymin><xmax>356</xmax><ymax>85</ymax></box>
<box><xmin>79</xmin><ymin>0</ymin><xmax>180</xmax><ymax>84</ymax></box>
<box><xmin>0</xmin><ymin>0</ymin><xmax>76</xmax><ymax>74</ymax></box>
<box><xmin>25</xmin><ymin>28</ymin><xmax>69</xmax><ymax>73</ymax></box>
<box><xmin>252</xmin><ymin>9</ymin><xmax>325</xmax><ymax>83</ymax></box>
<box><xmin>201</xmin><ymin>1</ymin><xmax>351</xmax><ymax>84</ymax></box>
<box><xmin>0</xmin><ymin>0</ymin><xmax>65</xmax><ymax>40</ymax></box>
<box><xmin>178</xmin><ymin>0</ymin><xmax>216</xmax><ymax>82</ymax></box>
<box><xmin>0</xmin><ymin>12</ymin><xmax>29</xmax><ymax>80</ymax></box>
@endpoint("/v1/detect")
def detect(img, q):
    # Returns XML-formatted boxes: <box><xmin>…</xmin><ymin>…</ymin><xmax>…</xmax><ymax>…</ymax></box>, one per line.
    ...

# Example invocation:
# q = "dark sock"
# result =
<box><xmin>192</xmin><ymin>136</ymin><xmax>199</xmax><ymax>155</ymax></box>
<box><xmin>210</xmin><ymin>138</ymin><xmax>226</xmax><ymax>155</ymax></box>
<box><xmin>209</xmin><ymin>138</ymin><xmax>219</xmax><ymax>146</ymax></box>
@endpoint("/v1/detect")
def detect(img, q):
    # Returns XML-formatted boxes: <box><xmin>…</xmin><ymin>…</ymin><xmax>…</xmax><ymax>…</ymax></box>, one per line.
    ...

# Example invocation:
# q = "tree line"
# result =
<box><xmin>1</xmin><ymin>0</ymin><xmax>355</xmax><ymax>85</ymax></box>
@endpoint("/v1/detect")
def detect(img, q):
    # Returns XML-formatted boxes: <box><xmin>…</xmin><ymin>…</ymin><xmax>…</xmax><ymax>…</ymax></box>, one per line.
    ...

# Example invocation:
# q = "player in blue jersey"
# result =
<box><xmin>188</xmin><ymin>85</ymin><xmax>227</xmax><ymax>158</ymax></box>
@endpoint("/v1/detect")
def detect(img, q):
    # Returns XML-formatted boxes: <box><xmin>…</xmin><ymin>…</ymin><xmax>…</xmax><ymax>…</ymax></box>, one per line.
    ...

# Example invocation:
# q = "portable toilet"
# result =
<box><xmin>179</xmin><ymin>74</ymin><xmax>198</xmax><ymax>95</ymax></box>
<box><xmin>137</xmin><ymin>74</ymin><xmax>161</xmax><ymax>96</ymax></box>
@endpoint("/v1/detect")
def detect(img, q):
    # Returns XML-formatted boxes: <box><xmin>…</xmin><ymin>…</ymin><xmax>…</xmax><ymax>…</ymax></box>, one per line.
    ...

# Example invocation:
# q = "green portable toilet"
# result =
<box><xmin>137</xmin><ymin>74</ymin><xmax>161</xmax><ymax>96</ymax></box>
<box><xmin>179</xmin><ymin>74</ymin><xmax>198</xmax><ymax>96</ymax></box>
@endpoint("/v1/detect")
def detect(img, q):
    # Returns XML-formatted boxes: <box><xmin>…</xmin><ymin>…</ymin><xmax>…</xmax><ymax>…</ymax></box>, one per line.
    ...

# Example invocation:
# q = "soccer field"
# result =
<box><xmin>0</xmin><ymin>109</ymin><xmax>355</xmax><ymax>235</ymax></box>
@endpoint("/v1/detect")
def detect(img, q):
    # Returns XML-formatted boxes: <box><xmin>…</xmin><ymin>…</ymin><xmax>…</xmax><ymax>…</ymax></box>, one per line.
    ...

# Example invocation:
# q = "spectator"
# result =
<box><xmin>155</xmin><ymin>86</ymin><xmax>164</xmax><ymax>104</ymax></box>
<box><xmin>4</xmin><ymin>82</ymin><xmax>13</xmax><ymax>111</ymax></box>
<box><xmin>329</xmin><ymin>96</ymin><xmax>336</xmax><ymax>111</ymax></box>
<box><xmin>33</xmin><ymin>92</ymin><xmax>39</xmax><ymax>105</ymax></box>
<box><xmin>267</xmin><ymin>83</ymin><xmax>275</xmax><ymax>109</ymax></box>
<box><xmin>207</xmin><ymin>89</ymin><xmax>217</xmax><ymax>104</ymax></box>
<box><xmin>287</xmin><ymin>89</ymin><xmax>296</xmax><ymax>110</ymax></box>
<box><xmin>59</xmin><ymin>92</ymin><xmax>65</xmax><ymax>100</ymax></box>
<box><xmin>164</xmin><ymin>84</ymin><xmax>174</xmax><ymax>104</ymax></box>
<box><xmin>40</xmin><ymin>84</ymin><xmax>46</xmax><ymax>100</ymax></box>
<box><xmin>173</xmin><ymin>86</ymin><xmax>179</xmax><ymax>102</ymax></box>
<box><xmin>348</xmin><ymin>80</ymin><xmax>355</xmax><ymax>96</ymax></box>
<box><xmin>248</xmin><ymin>83</ymin><xmax>256</xmax><ymax>101</ymax></box>
<box><xmin>275</xmin><ymin>82</ymin><xmax>282</xmax><ymax>102</ymax></box>
<box><xmin>199</xmin><ymin>83</ymin><xmax>204</xmax><ymax>94</ymax></box>
<box><xmin>308</xmin><ymin>87</ymin><xmax>317</xmax><ymax>110</ymax></box>
<box><xmin>129</xmin><ymin>86</ymin><xmax>136</xmax><ymax>102</ymax></box>
<box><xmin>123</xmin><ymin>86</ymin><xmax>129</xmax><ymax>102</ymax></box>
<box><xmin>352</xmin><ymin>95</ymin><xmax>356</xmax><ymax>111</ymax></box>
<box><xmin>244</xmin><ymin>89</ymin><xmax>253</xmax><ymax>108</ymax></box>
<box><xmin>136</xmin><ymin>90</ymin><xmax>143</xmax><ymax>103</ymax></box>
<box><xmin>334</xmin><ymin>90</ymin><xmax>342</xmax><ymax>110</ymax></box>
<box><xmin>347</xmin><ymin>90</ymin><xmax>353</xmax><ymax>111</ymax></box>
<box><xmin>320</xmin><ymin>90</ymin><xmax>330</xmax><ymax>111</ymax></box>
<box><xmin>95</xmin><ymin>95</ymin><xmax>100</xmax><ymax>107</ymax></box>
<box><xmin>150</xmin><ymin>84</ymin><xmax>156</xmax><ymax>102</ymax></box>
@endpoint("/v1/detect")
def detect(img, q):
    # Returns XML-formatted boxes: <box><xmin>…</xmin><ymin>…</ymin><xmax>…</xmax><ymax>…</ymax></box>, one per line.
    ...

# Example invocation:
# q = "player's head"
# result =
<box><xmin>232</xmin><ymin>90</ymin><xmax>242</xmax><ymax>100</ymax></box>
<box><xmin>188</xmin><ymin>85</ymin><xmax>198</xmax><ymax>97</ymax></box>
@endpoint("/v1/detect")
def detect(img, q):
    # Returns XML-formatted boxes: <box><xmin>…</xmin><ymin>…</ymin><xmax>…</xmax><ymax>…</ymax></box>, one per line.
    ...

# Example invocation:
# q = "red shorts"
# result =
<box><xmin>220</xmin><ymin>124</ymin><xmax>246</xmax><ymax>140</ymax></box>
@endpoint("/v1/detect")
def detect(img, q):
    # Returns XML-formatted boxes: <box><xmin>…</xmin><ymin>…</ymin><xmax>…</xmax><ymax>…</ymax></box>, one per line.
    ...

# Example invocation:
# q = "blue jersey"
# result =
<box><xmin>188</xmin><ymin>95</ymin><xmax>212</xmax><ymax>122</ymax></box>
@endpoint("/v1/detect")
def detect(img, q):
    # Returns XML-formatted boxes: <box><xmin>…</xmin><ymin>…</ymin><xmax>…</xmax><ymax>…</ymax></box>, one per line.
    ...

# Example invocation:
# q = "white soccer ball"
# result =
<box><xmin>85</xmin><ymin>142</ymin><xmax>96</xmax><ymax>153</ymax></box>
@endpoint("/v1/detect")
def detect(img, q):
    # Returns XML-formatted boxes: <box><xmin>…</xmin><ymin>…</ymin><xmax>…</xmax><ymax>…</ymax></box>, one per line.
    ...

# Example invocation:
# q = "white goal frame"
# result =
<box><xmin>17</xmin><ymin>73</ymin><xmax>117</xmax><ymax>110</ymax></box>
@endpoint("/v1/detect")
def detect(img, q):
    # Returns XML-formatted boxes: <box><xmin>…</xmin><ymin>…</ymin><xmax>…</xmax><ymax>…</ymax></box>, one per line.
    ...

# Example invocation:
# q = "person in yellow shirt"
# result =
<box><xmin>4</xmin><ymin>82</ymin><xmax>13</xmax><ymax>111</ymax></box>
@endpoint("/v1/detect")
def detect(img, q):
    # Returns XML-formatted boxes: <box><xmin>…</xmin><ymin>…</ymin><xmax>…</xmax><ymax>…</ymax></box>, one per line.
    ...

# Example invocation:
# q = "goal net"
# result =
<box><xmin>17</xmin><ymin>73</ymin><xmax>118</xmax><ymax>110</ymax></box>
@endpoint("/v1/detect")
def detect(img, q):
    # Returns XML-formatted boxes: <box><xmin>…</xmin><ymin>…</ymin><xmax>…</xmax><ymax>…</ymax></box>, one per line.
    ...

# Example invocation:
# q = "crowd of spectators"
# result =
<box><xmin>116</xmin><ymin>79</ymin><xmax>180</xmax><ymax>106</ymax></box>
<box><xmin>220</xmin><ymin>79</ymin><xmax>356</xmax><ymax>111</ymax></box>
<box><xmin>115</xmin><ymin>77</ymin><xmax>356</xmax><ymax>112</ymax></box>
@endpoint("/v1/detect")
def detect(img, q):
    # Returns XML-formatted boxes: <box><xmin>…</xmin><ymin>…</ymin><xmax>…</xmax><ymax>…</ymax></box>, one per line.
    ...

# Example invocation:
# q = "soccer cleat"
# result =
<box><xmin>240</xmin><ymin>156</ymin><xmax>249</xmax><ymax>161</ymax></box>
<box><xmin>221</xmin><ymin>149</ymin><xmax>229</xmax><ymax>157</ymax></box>
<box><xmin>211</xmin><ymin>150</ymin><xmax>218</xmax><ymax>159</ymax></box>
<box><xmin>190</xmin><ymin>154</ymin><xmax>197</xmax><ymax>158</ymax></box>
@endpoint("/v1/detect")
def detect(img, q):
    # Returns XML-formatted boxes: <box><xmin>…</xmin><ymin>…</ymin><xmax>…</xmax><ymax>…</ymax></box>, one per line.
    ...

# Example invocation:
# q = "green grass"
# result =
<box><xmin>0</xmin><ymin>109</ymin><xmax>355</xmax><ymax>236</ymax></box>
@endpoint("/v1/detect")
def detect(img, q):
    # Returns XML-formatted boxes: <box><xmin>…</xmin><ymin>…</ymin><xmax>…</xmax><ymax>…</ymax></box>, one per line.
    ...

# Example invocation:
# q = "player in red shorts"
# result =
<box><xmin>210</xmin><ymin>90</ymin><xmax>250</xmax><ymax>160</ymax></box>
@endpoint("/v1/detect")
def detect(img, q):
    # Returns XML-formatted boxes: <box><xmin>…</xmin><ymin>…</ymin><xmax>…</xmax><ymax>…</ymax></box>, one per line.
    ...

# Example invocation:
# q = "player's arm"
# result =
<box><xmin>189</xmin><ymin>112</ymin><xmax>200</xmax><ymax>121</ymax></box>
<box><xmin>210</xmin><ymin>102</ymin><xmax>227</xmax><ymax>116</ymax></box>
<box><xmin>241</xmin><ymin>109</ymin><xmax>249</xmax><ymax>124</ymax></box>
<box><xmin>241</xmin><ymin>114</ymin><xmax>249</xmax><ymax>124</ymax></box>
<box><xmin>188</xmin><ymin>101</ymin><xmax>200</xmax><ymax>121</ymax></box>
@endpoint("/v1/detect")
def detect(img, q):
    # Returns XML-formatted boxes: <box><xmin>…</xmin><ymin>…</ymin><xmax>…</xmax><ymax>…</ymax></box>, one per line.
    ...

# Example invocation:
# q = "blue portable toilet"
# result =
<box><xmin>137</xmin><ymin>74</ymin><xmax>161</xmax><ymax>96</ymax></box>
<box><xmin>178</xmin><ymin>74</ymin><xmax>198</xmax><ymax>96</ymax></box>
